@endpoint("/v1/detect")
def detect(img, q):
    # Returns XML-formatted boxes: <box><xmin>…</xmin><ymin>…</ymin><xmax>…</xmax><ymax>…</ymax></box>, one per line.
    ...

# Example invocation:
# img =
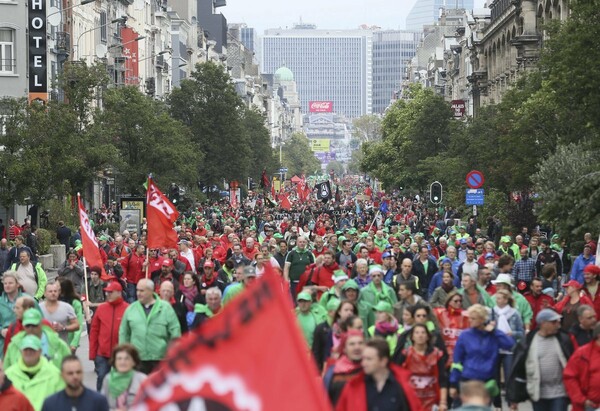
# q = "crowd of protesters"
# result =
<box><xmin>0</xmin><ymin>179</ymin><xmax>598</xmax><ymax>411</ymax></box>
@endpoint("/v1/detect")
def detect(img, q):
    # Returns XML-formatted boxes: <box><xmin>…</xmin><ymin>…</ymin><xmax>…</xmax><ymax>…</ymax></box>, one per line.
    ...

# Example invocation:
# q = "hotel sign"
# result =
<box><xmin>29</xmin><ymin>0</ymin><xmax>48</xmax><ymax>102</ymax></box>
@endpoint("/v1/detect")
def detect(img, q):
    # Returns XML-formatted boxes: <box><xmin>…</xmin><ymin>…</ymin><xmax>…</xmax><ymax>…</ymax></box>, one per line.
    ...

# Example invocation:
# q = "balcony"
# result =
<box><xmin>55</xmin><ymin>32</ymin><xmax>71</xmax><ymax>55</ymax></box>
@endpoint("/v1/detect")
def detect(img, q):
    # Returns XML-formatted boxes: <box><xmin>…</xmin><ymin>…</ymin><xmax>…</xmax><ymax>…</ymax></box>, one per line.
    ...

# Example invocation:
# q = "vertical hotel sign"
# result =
<box><xmin>28</xmin><ymin>0</ymin><xmax>48</xmax><ymax>102</ymax></box>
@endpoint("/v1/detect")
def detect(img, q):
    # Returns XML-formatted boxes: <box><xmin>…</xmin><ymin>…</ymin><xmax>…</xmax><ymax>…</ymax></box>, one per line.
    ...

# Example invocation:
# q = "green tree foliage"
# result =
<box><xmin>326</xmin><ymin>160</ymin><xmax>344</xmax><ymax>177</ymax></box>
<box><xmin>281</xmin><ymin>132</ymin><xmax>321</xmax><ymax>177</ymax></box>
<box><xmin>532</xmin><ymin>143</ymin><xmax>600</xmax><ymax>239</ymax></box>
<box><xmin>352</xmin><ymin>114</ymin><xmax>382</xmax><ymax>142</ymax></box>
<box><xmin>168</xmin><ymin>62</ymin><xmax>250</xmax><ymax>187</ymax></box>
<box><xmin>347</xmin><ymin>148</ymin><xmax>363</xmax><ymax>174</ymax></box>
<box><xmin>241</xmin><ymin>107</ymin><xmax>278</xmax><ymax>180</ymax></box>
<box><xmin>99</xmin><ymin>86</ymin><xmax>199</xmax><ymax>195</ymax></box>
<box><xmin>361</xmin><ymin>84</ymin><xmax>456</xmax><ymax>190</ymax></box>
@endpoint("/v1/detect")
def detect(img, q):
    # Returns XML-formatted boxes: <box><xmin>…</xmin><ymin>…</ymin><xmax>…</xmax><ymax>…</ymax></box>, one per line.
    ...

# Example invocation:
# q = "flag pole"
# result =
<box><xmin>145</xmin><ymin>246</ymin><xmax>150</xmax><ymax>279</ymax></box>
<box><xmin>145</xmin><ymin>174</ymin><xmax>151</xmax><ymax>279</ymax></box>
<box><xmin>367</xmin><ymin>210</ymin><xmax>381</xmax><ymax>233</ymax></box>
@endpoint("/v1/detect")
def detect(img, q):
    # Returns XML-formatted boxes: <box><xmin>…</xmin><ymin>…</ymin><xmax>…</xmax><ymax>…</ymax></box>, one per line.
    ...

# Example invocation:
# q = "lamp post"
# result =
<box><xmin>47</xmin><ymin>0</ymin><xmax>94</xmax><ymax>26</ymax></box>
<box><xmin>108</xmin><ymin>36</ymin><xmax>146</xmax><ymax>50</ymax></box>
<box><xmin>75</xmin><ymin>17</ymin><xmax>127</xmax><ymax>60</ymax></box>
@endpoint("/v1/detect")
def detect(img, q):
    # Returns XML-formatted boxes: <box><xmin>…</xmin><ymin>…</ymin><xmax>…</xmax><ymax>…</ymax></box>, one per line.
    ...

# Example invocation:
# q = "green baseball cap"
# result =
<box><xmin>342</xmin><ymin>279</ymin><xmax>359</xmax><ymax>291</ymax></box>
<box><xmin>501</xmin><ymin>235</ymin><xmax>512</xmax><ymax>243</ymax></box>
<box><xmin>326</xmin><ymin>298</ymin><xmax>341</xmax><ymax>312</ymax></box>
<box><xmin>359</xmin><ymin>233</ymin><xmax>369</xmax><ymax>238</ymax></box>
<box><xmin>19</xmin><ymin>334</ymin><xmax>42</xmax><ymax>351</ymax></box>
<box><xmin>22</xmin><ymin>309</ymin><xmax>43</xmax><ymax>327</ymax></box>
<box><xmin>297</xmin><ymin>291</ymin><xmax>312</xmax><ymax>302</ymax></box>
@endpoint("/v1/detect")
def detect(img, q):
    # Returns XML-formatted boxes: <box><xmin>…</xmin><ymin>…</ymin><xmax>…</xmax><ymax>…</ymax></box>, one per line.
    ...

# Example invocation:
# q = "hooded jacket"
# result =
<box><xmin>89</xmin><ymin>298</ymin><xmax>129</xmax><ymax>360</ymax></box>
<box><xmin>4</xmin><ymin>326</ymin><xmax>70</xmax><ymax>370</ymax></box>
<box><xmin>5</xmin><ymin>357</ymin><xmax>65</xmax><ymax>411</ymax></box>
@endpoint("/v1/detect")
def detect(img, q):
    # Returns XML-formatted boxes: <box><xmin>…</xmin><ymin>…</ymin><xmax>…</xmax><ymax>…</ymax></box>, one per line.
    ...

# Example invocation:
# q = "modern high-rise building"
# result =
<box><xmin>372</xmin><ymin>30</ymin><xmax>421</xmax><ymax>113</ymax></box>
<box><xmin>262</xmin><ymin>27</ymin><xmax>373</xmax><ymax>118</ymax></box>
<box><xmin>406</xmin><ymin>0</ymin><xmax>474</xmax><ymax>31</ymax></box>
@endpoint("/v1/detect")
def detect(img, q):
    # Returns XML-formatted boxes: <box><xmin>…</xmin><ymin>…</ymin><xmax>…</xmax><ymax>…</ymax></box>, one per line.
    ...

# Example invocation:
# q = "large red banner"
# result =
<box><xmin>309</xmin><ymin>101</ymin><xmax>333</xmax><ymax>113</ymax></box>
<box><xmin>77</xmin><ymin>195</ymin><xmax>107</xmax><ymax>279</ymax></box>
<box><xmin>121</xmin><ymin>26</ymin><xmax>140</xmax><ymax>85</ymax></box>
<box><xmin>146</xmin><ymin>177</ymin><xmax>179</xmax><ymax>250</ymax></box>
<box><xmin>132</xmin><ymin>265</ymin><xmax>332</xmax><ymax>411</ymax></box>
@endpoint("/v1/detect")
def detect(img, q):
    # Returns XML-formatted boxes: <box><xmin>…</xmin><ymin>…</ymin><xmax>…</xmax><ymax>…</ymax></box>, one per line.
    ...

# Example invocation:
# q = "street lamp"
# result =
<box><xmin>75</xmin><ymin>17</ymin><xmax>127</xmax><ymax>60</ymax></box>
<box><xmin>47</xmin><ymin>0</ymin><xmax>94</xmax><ymax>26</ymax></box>
<box><xmin>136</xmin><ymin>50</ymin><xmax>170</xmax><ymax>64</ymax></box>
<box><xmin>108</xmin><ymin>36</ymin><xmax>146</xmax><ymax>50</ymax></box>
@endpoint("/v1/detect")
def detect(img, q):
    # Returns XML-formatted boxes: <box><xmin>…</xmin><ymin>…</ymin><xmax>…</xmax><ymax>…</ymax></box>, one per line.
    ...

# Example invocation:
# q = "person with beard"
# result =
<box><xmin>323</xmin><ymin>330</ymin><xmax>365</xmax><ymax>406</ymax></box>
<box><xmin>89</xmin><ymin>281</ymin><xmax>128</xmax><ymax>391</ymax></box>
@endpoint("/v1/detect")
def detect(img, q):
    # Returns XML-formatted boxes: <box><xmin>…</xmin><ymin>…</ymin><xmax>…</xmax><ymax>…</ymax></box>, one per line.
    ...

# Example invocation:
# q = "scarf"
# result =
<box><xmin>18</xmin><ymin>356</ymin><xmax>44</xmax><ymax>375</ymax></box>
<box><xmin>375</xmin><ymin>318</ymin><xmax>399</xmax><ymax>336</ymax></box>
<box><xmin>448</xmin><ymin>306</ymin><xmax>462</xmax><ymax>316</ymax></box>
<box><xmin>180</xmin><ymin>286</ymin><xmax>198</xmax><ymax>312</ymax></box>
<box><xmin>441</xmin><ymin>282</ymin><xmax>455</xmax><ymax>293</ymax></box>
<box><xmin>333</xmin><ymin>355</ymin><xmax>362</xmax><ymax>373</ymax></box>
<box><xmin>108</xmin><ymin>368</ymin><xmax>134</xmax><ymax>399</ymax></box>
<box><xmin>493</xmin><ymin>304</ymin><xmax>515</xmax><ymax>335</ymax></box>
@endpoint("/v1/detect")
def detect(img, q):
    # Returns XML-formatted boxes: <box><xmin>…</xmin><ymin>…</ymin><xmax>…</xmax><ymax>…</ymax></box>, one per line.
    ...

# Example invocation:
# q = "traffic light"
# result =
<box><xmin>248</xmin><ymin>178</ymin><xmax>257</xmax><ymax>190</ymax></box>
<box><xmin>430</xmin><ymin>181</ymin><xmax>443</xmax><ymax>204</ymax></box>
<box><xmin>170</xmin><ymin>183</ymin><xmax>180</xmax><ymax>204</ymax></box>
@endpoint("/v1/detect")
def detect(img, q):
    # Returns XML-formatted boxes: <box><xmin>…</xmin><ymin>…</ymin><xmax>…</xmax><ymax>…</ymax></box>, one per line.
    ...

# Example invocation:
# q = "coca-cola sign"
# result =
<box><xmin>309</xmin><ymin>101</ymin><xmax>333</xmax><ymax>113</ymax></box>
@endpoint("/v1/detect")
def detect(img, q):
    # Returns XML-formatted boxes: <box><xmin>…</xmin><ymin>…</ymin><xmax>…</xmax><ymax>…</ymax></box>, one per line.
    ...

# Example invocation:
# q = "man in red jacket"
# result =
<box><xmin>564</xmin><ymin>323</ymin><xmax>600</xmax><ymax>411</ymax></box>
<box><xmin>336</xmin><ymin>338</ymin><xmax>424</xmax><ymax>411</ymax></box>
<box><xmin>524</xmin><ymin>277</ymin><xmax>555</xmax><ymax>329</ymax></box>
<box><xmin>311</xmin><ymin>250</ymin><xmax>340</xmax><ymax>299</ymax></box>
<box><xmin>583</xmin><ymin>264</ymin><xmax>600</xmax><ymax>318</ymax></box>
<box><xmin>88</xmin><ymin>281</ymin><xmax>128</xmax><ymax>391</ymax></box>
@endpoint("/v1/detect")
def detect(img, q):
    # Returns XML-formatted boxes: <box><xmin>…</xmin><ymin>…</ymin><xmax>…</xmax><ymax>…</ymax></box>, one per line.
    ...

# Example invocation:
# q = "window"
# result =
<box><xmin>100</xmin><ymin>11</ymin><xmax>107</xmax><ymax>43</ymax></box>
<box><xmin>0</xmin><ymin>28</ymin><xmax>15</xmax><ymax>74</ymax></box>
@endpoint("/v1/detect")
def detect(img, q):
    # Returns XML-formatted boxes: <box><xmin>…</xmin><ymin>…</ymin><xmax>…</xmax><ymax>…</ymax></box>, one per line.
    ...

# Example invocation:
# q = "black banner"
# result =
<box><xmin>28</xmin><ymin>0</ymin><xmax>47</xmax><ymax>94</ymax></box>
<box><xmin>315</xmin><ymin>181</ymin><xmax>332</xmax><ymax>203</ymax></box>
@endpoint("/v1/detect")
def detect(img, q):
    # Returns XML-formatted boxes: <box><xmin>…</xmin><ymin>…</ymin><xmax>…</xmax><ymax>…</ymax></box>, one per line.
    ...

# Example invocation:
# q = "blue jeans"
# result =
<box><xmin>126</xmin><ymin>282</ymin><xmax>137</xmax><ymax>303</ymax></box>
<box><xmin>532</xmin><ymin>397</ymin><xmax>569</xmax><ymax>411</ymax></box>
<box><xmin>290</xmin><ymin>281</ymin><xmax>299</xmax><ymax>306</ymax></box>
<box><xmin>94</xmin><ymin>356</ymin><xmax>111</xmax><ymax>391</ymax></box>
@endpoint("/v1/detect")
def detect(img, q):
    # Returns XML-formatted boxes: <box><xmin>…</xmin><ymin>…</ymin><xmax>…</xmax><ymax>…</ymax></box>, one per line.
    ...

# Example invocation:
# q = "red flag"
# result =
<box><xmin>132</xmin><ymin>266</ymin><xmax>332</xmax><ymax>411</ymax></box>
<box><xmin>77</xmin><ymin>195</ymin><xmax>107</xmax><ymax>280</ymax></box>
<box><xmin>146</xmin><ymin>177</ymin><xmax>180</xmax><ymax>249</ymax></box>
<box><xmin>280</xmin><ymin>193</ymin><xmax>292</xmax><ymax>210</ymax></box>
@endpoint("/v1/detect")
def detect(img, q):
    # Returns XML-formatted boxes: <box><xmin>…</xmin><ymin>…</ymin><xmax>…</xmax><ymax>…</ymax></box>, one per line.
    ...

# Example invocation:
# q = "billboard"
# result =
<box><xmin>121</xmin><ymin>27</ymin><xmax>140</xmax><ymax>85</ymax></box>
<box><xmin>309</xmin><ymin>101</ymin><xmax>333</xmax><ymax>113</ymax></box>
<box><xmin>315</xmin><ymin>152</ymin><xmax>336</xmax><ymax>164</ymax></box>
<box><xmin>310</xmin><ymin>139</ymin><xmax>330</xmax><ymax>152</ymax></box>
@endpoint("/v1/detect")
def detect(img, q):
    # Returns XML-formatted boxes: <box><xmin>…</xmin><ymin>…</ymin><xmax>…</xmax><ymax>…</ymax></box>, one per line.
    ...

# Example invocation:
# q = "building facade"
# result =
<box><xmin>371</xmin><ymin>30</ymin><xmax>421</xmax><ymax>113</ymax></box>
<box><xmin>0</xmin><ymin>0</ymin><xmax>27</xmax><ymax>98</ymax></box>
<box><xmin>262</xmin><ymin>26</ymin><xmax>373</xmax><ymax>118</ymax></box>
<box><xmin>406</xmin><ymin>0</ymin><xmax>474</xmax><ymax>31</ymax></box>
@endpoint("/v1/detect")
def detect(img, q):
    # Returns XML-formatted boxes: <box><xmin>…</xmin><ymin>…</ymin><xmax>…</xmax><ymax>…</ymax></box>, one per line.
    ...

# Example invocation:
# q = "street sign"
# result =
<box><xmin>466</xmin><ymin>189</ymin><xmax>484</xmax><ymax>205</ymax></box>
<box><xmin>279</xmin><ymin>168</ymin><xmax>288</xmax><ymax>173</ymax></box>
<box><xmin>466</xmin><ymin>170</ymin><xmax>485</xmax><ymax>189</ymax></box>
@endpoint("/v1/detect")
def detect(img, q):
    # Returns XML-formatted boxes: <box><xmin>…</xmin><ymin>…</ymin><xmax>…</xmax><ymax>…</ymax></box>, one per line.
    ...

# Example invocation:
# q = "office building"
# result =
<box><xmin>406</xmin><ymin>0</ymin><xmax>474</xmax><ymax>31</ymax></box>
<box><xmin>372</xmin><ymin>30</ymin><xmax>421</xmax><ymax>113</ymax></box>
<box><xmin>262</xmin><ymin>26</ymin><xmax>373</xmax><ymax>118</ymax></box>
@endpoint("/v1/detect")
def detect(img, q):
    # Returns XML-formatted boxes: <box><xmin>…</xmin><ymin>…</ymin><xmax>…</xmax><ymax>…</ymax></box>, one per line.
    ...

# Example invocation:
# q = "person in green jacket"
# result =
<box><xmin>11</xmin><ymin>250</ymin><xmax>47</xmax><ymax>301</ymax></box>
<box><xmin>295</xmin><ymin>291</ymin><xmax>327</xmax><ymax>348</ymax></box>
<box><xmin>0</xmin><ymin>271</ymin><xmax>39</xmax><ymax>357</ymax></box>
<box><xmin>119</xmin><ymin>278</ymin><xmax>181</xmax><ymax>374</ymax></box>
<box><xmin>4</xmin><ymin>309</ymin><xmax>71</xmax><ymax>370</ymax></box>
<box><xmin>318</xmin><ymin>270</ymin><xmax>348</xmax><ymax>309</ymax></box>
<box><xmin>5</xmin><ymin>334</ymin><xmax>65</xmax><ymax>411</ymax></box>
<box><xmin>222</xmin><ymin>265</ymin><xmax>257</xmax><ymax>304</ymax></box>
<box><xmin>457</xmin><ymin>273</ymin><xmax>495</xmax><ymax>309</ymax></box>
<box><xmin>491</xmin><ymin>273</ymin><xmax>533</xmax><ymax>330</ymax></box>
<box><xmin>358</xmin><ymin>265</ymin><xmax>398</xmax><ymax>330</ymax></box>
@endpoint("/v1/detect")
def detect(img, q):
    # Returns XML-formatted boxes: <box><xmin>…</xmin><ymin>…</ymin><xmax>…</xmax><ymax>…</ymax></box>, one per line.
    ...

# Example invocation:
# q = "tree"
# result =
<box><xmin>532</xmin><ymin>143</ymin><xmax>600</xmax><ymax>239</ymax></box>
<box><xmin>100</xmin><ymin>86</ymin><xmax>199</xmax><ymax>195</ymax></box>
<box><xmin>347</xmin><ymin>148</ymin><xmax>363</xmax><ymax>174</ymax></box>
<box><xmin>281</xmin><ymin>133</ymin><xmax>321</xmax><ymax>177</ymax></box>
<box><xmin>241</xmin><ymin>107</ymin><xmax>278</xmax><ymax>181</ymax></box>
<box><xmin>361</xmin><ymin>84</ymin><xmax>456</xmax><ymax>189</ymax></box>
<box><xmin>168</xmin><ymin>62</ymin><xmax>250</xmax><ymax>188</ymax></box>
<box><xmin>326</xmin><ymin>161</ymin><xmax>344</xmax><ymax>177</ymax></box>
<box><xmin>352</xmin><ymin>114</ymin><xmax>382</xmax><ymax>142</ymax></box>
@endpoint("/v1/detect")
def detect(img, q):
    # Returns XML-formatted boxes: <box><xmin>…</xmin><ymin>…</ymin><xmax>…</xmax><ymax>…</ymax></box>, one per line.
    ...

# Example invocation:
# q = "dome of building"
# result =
<box><xmin>274</xmin><ymin>66</ymin><xmax>294</xmax><ymax>82</ymax></box>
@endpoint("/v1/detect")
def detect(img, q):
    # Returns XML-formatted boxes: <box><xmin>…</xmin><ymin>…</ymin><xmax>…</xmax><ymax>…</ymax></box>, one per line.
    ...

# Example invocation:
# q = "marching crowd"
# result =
<box><xmin>0</xmin><ymin>187</ymin><xmax>598</xmax><ymax>411</ymax></box>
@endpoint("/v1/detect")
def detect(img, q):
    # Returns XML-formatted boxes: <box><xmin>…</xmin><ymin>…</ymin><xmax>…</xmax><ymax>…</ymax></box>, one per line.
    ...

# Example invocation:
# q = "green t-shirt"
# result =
<box><xmin>286</xmin><ymin>249</ymin><xmax>315</xmax><ymax>281</ymax></box>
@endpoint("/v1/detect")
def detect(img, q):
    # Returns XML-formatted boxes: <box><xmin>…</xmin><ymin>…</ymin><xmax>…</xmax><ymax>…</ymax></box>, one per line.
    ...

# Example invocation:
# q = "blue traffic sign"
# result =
<box><xmin>466</xmin><ymin>189</ymin><xmax>484</xmax><ymax>205</ymax></box>
<box><xmin>279</xmin><ymin>168</ymin><xmax>288</xmax><ymax>172</ymax></box>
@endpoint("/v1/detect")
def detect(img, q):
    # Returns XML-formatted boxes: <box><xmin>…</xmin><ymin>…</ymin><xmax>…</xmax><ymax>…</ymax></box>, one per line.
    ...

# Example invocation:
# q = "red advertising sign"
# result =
<box><xmin>121</xmin><ymin>27</ymin><xmax>140</xmax><ymax>85</ymax></box>
<box><xmin>451</xmin><ymin>100</ymin><xmax>466</xmax><ymax>118</ymax></box>
<box><xmin>309</xmin><ymin>101</ymin><xmax>333</xmax><ymax>113</ymax></box>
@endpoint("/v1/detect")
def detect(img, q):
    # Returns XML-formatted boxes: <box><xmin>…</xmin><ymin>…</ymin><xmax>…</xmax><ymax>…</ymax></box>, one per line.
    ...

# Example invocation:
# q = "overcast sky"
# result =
<box><xmin>223</xmin><ymin>0</ymin><xmax>487</xmax><ymax>33</ymax></box>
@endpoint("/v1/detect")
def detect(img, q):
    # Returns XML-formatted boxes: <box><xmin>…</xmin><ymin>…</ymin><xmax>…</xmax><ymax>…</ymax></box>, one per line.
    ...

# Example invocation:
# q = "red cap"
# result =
<box><xmin>160</xmin><ymin>247</ymin><xmax>169</xmax><ymax>254</ymax></box>
<box><xmin>162</xmin><ymin>259</ymin><xmax>173</xmax><ymax>267</ymax></box>
<box><xmin>583</xmin><ymin>265</ymin><xmax>600</xmax><ymax>275</ymax></box>
<box><xmin>562</xmin><ymin>280</ymin><xmax>582</xmax><ymax>289</ymax></box>
<box><xmin>204</xmin><ymin>260</ymin><xmax>214</xmax><ymax>268</ymax></box>
<box><xmin>211</xmin><ymin>237</ymin><xmax>221</xmax><ymax>242</ymax></box>
<box><xmin>103</xmin><ymin>281</ymin><xmax>123</xmax><ymax>292</ymax></box>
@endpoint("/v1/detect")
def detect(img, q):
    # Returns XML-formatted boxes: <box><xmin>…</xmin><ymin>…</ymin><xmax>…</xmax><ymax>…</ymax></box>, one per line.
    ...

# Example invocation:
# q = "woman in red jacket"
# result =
<box><xmin>555</xmin><ymin>280</ymin><xmax>594</xmax><ymax>332</ymax></box>
<box><xmin>336</xmin><ymin>338</ymin><xmax>424</xmax><ymax>411</ymax></box>
<box><xmin>563</xmin><ymin>324</ymin><xmax>600</xmax><ymax>411</ymax></box>
<box><xmin>433</xmin><ymin>291</ymin><xmax>470</xmax><ymax>367</ymax></box>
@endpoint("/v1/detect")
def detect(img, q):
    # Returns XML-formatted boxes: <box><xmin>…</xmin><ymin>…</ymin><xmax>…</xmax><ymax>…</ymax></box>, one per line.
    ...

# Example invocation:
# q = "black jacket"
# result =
<box><xmin>506</xmin><ymin>329</ymin><xmax>573</xmax><ymax>403</ymax></box>
<box><xmin>411</xmin><ymin>258</ymin><xmax>439</xmax><ymax>296</ymax></box>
